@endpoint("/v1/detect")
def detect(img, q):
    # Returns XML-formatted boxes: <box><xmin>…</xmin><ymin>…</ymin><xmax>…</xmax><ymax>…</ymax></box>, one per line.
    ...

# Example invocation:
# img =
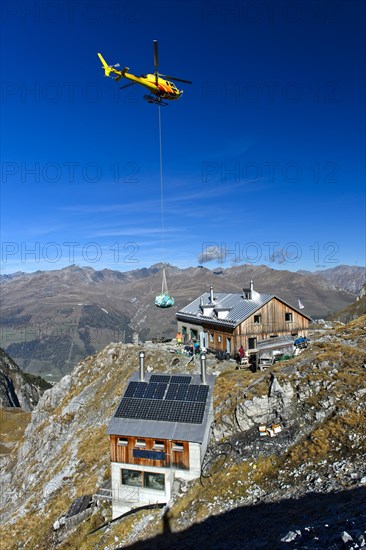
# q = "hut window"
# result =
<box><xmin>122</xmin><ymin>469</ymin><xmax>142</xmax><ymax>487</ymax></box>
<box><xmin>117</xmin><ymin>438</ymin><xmax>128</xmax><ymax>446</ymax></box>
<box><xmin>254</xmin><ymin>314</ymin><xmax>261</xmax><ymax>324</ymax></box>
<box><xmin>218</xmin><ymin>335</ymin><xmax>222</xmax><ymax>343</ymax></box>
<box><xmin>248</xmin><ymin>337</ymin><xmax>257</xmax><ymax>349</ymax></box>
<box><xmin>135</xmin><ymin>439</ymin><xmax>146</xmax><ymax>448</ymax></box>
<box><xmin>153</xmin><ymin>440</ymin><xmax>165</xmax><ymax>449</ymax></box>
<box><xmin>144</xmin><ymin>472</ymin><xmax>165</xmax><ymax>491</ymax></box>
<box><xmin>210</xmin><ymin>333</ymin><xmax>214</xmax><ymax>343</ymax></box>
<box><xmin>172</xmin><ymin>441</ymin><xmax>184</xmax><ymax>451</ymax></box>
<box><xmin>285</xmin><ymin>312</ymin><xmax>293</xmax><ymax>322</ymax></box>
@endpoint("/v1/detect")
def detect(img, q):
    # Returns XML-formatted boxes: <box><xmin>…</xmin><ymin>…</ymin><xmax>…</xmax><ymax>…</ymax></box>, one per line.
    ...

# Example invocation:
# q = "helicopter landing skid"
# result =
<box><xmin>143</xmin><ymin>94</ymin><xmax>168</xmax><ymax>106</ymax></box>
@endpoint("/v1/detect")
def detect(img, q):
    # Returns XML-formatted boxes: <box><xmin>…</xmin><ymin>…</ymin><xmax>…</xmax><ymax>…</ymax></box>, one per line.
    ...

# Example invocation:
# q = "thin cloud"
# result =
<box><xmin>198</xmin><ymin>244</ymin><xmax>225</xmax><ymax>264</ymax></box>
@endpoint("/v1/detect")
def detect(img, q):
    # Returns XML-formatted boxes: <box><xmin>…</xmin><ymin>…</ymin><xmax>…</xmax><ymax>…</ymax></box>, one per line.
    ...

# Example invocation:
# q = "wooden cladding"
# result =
<box><xmin>110</xmin><ymin>435</ymin><xmax>190</xmax><ymax>470</ymax></box>
<box><xmin>181</xmin><ymin>297</ymin><xmax>309</xmax><ymax>353</ymax></box>
<box><xmin>237</xmin><ymin>298</ymin><xmax>309</xmax><ymax>336</ymax></box>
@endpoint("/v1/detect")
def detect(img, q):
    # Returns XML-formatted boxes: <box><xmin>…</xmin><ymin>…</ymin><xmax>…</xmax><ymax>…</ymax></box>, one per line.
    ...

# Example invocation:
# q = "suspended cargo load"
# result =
<box><xmin>155</xmin><ymin>265</ymin><xmax>174</xmax><ymax>308</ymax></box>
<box><xmin>155</xmin><ymin>293</ymin><xmax>174</xmax><ymax>308</ymax></box>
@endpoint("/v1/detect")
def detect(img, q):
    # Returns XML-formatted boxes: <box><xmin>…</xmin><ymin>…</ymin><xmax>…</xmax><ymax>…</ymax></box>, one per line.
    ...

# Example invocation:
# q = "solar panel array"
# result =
<box><xmin>115</xmin><ymin>374</ymin><xmax>209</xmax><ymax>425</ymax></box>
<box><xmin>115</xmin><ymin>398</ymin><xmax>206</xmax><ymax>424</ymax></box>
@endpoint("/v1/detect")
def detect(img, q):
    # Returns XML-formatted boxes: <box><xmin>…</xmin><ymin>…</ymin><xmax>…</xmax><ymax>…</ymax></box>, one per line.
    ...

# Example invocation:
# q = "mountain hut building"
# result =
<box><xmin>107</xmin><ymin>351</ymin><xmax>215</xmax><ymax>518</ymax></box>
<box><xmin>176</xmin><ymin>281</ymin><xmax>311</xmax><ymax>356</ymax></box>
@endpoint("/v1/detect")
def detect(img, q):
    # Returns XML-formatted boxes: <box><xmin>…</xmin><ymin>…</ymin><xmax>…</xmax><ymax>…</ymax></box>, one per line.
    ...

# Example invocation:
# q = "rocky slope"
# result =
<box><xmin>0</xmin><ymin>264</ymin><xmax>357</xmax><ymax>380</ymax></box>
<box><xmin>0</xmin><ymin>348</ymin><xmax>51</xmax><ymax>410</ymax></box>
<box><xmin>359</xmin><ymin>283</ymin><xmax>366</xmax><ymax>300</ymax></box>
<box><xmin>0</xmin><ymin>315</ymin><xmax>365</xmax><ymax>549</ymax></box>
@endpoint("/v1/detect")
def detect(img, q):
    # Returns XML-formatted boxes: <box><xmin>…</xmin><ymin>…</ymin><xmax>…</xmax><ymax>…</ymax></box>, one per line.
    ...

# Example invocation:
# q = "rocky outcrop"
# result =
<box><xmin>0</xmin><ymin>348</ymin><xmax>51</xmax><ymax>411</ymax></box>
<box><xmin>235</xmin><ymin>375</ymin><xmax>295</xmax><ymax>432</ymax></box>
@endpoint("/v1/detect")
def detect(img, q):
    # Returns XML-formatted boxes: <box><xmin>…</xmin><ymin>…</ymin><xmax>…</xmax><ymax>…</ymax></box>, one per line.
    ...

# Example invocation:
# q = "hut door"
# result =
<box><xmin>226</xmin><ymin>337</ymin><xmax>232</xmax><ymax>354</ymax></box>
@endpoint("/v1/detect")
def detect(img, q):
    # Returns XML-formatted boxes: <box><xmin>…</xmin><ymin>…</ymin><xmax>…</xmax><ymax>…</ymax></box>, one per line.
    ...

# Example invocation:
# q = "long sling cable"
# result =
<box><xmin>155</xmin><ymin>104</ymin><xmax>174</xmax><ymax>307</ymax></box>
<box><xmin>158</xmin><ymin>105</ymin><xmax>167</xmax><ymax>295</ymax></box>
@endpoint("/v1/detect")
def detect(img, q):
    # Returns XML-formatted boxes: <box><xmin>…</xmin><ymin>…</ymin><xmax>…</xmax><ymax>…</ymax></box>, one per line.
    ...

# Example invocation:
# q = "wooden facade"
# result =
<box><xmin>178</xmin><ymin>297</ymin><xmax>310</xmax><ymax>355</ymax></box>
<box><xmin>110</xmin><ymin>435</ymin><xmax>190</xmax><ymax>470</ymax></box>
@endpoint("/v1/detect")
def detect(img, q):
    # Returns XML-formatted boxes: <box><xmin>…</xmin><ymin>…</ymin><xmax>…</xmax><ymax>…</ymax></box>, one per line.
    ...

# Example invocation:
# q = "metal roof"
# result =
<box><xmin>107</xmin><ymin>372</ymin><xmax>215</xmax><ymax>444</ymax></box>
<box><xmin>176</xmin><ymin>291</ymin><xmax>274</xmax><ymax>327</ymax></box>
<box><xmin>176</xmin><ymin>291</ymin><xmax>312</xmax><ymax>326</ymax></box>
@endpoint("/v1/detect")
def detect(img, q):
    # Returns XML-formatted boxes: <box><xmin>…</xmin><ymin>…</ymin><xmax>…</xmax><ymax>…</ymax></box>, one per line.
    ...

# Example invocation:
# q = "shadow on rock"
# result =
<box><xmin>118</xmin><ymin>486</ymin><xmax>366</xmax><ymax>550</ymax></box>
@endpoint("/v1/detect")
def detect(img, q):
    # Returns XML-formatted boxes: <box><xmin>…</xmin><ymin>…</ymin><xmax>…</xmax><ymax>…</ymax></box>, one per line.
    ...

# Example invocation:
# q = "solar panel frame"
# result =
<box><xmin>176</xmin><ymin>385</ymin><xmax>188</xmax><ymax>401</ymax></box>
<box><xmin>150</xmin><ymin>374</ymin><xmax>171</xmax><ymax>384</ymax></box>
<box><xmin>171</xmin><ymin>375</ymin><xmax>192</xmax><ymax>384</ymax></box>
<box><xmin>154</xmin><ymin>383</ymin><xmax>168</xmax><ymax>400</ymax></box>
<box><xmin>197</xmin><ymin>386</ymin><xmax>209</xmax><ymax>402</ymax></box>
<box><xmin>124</xmin><ymin>381</ymin><xmax>139</xmax><ymax>398</ymax></box>
<box><xmin>186</xmin><ymin>385</ymin><xmax>200</xmax><ymax>401</ymax></box>
<box><xmin>134</xmin><ymin>382</ymin><xmax>148</xmax><ymax>398</ymax></box>
<box><xmin>165</xmin><ymin>383</ymin><xmax>178</xmax><ymax>400</ymax></box>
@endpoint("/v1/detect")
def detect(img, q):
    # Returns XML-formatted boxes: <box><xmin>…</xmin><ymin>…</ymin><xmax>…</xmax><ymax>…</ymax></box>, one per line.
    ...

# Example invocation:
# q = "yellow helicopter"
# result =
<box><xmin>98</xmin><ymin>40</ymin><xmax>192</xmax><ymax>106</ymax></box>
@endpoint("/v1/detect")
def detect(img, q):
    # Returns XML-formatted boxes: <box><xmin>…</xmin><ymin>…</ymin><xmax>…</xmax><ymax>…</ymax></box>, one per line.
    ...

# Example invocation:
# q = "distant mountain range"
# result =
<box><xmin>0</xmin><ymin>263</ymin><xmax>364</xmax><ymax>380</ymax></box>
<box><xmin>298</xmin><ymin>265</ymin><xmax>366</xmax><ymax>294</ymax></box>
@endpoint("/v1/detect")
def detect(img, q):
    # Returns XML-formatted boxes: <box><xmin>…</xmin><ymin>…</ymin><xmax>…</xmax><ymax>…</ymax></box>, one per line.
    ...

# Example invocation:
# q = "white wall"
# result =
<box><xmin>173</xmin><ymin>442</ymin><xmax>202</xmax><ymax>482</ymax></box>
<box><xmin>111</xmin><ymin>462</ymin><xmax>174</xmax><ymax>519</ymax></box>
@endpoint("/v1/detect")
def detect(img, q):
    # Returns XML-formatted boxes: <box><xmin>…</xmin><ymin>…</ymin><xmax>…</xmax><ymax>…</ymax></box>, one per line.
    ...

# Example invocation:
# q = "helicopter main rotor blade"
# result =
<box><xmin>153</xmin><ymin>40</ymin><xmax>159</xmax><ymax>86</ymax></box>
<box><xmin>161</xmin><ymin>74</ymin><xmax>192</xmax><ymax>84</ymax></box>
<box><xmin>120</xmin><ymin>82</ymin><xmax>135</xmax><ymax>90</ymax></box>
<box><xmin>153</xmin><ymin>40</ymin><xmax>159</xmax><ymax>70</ymax></box>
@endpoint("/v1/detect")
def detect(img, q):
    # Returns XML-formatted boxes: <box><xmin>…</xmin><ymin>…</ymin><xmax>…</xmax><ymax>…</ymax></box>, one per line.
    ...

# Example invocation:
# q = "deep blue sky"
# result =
<box><xmin>1</xmin><ymin>0</ymin><xmax>365</xmax><ymax>274</ymax></box>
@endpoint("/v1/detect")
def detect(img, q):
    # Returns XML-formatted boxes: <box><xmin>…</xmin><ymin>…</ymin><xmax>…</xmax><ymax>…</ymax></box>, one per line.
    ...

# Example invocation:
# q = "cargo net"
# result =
<box><xmin>155</xmin><ymin>266</ymin><xmax>174</xmax><ymax>308</ymax></box>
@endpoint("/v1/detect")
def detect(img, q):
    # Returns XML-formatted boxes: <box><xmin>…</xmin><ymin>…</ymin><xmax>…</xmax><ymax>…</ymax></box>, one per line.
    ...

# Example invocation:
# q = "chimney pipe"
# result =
<box><xmin>250</xmin><ymin>280</ymin><xmax>254</xmax><ymax>292</ymax></box>
<box><xmin>200</xmin><ymin>296</ymin><xmax>204</xmax><ymax>307</ymax></box>
<box><xmin>139</xmin><ymin>351</ymin><xmax>145</xmax><ymax>381</ymax></box>
<box><xmin>210</xmin><ymin>286</ymin><xmax>214</xmax><ymax>303</ymax></box>
<box><xmin>200</xmin><ymin>352</ymin><xmax>207</xmax><ymax>385</ymax></box>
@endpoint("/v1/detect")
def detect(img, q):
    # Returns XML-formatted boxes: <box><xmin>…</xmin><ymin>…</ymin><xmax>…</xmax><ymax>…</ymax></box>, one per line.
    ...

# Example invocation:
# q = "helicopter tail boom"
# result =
<box><xmin>98</xmin><ymin>53</ymin><xmax>112</xmax><ymax>76</ymax></box>
<box><xmin>97</xmin><ymin>53</ymin><xmax>129</xmax><ymax>79</ymax></box>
